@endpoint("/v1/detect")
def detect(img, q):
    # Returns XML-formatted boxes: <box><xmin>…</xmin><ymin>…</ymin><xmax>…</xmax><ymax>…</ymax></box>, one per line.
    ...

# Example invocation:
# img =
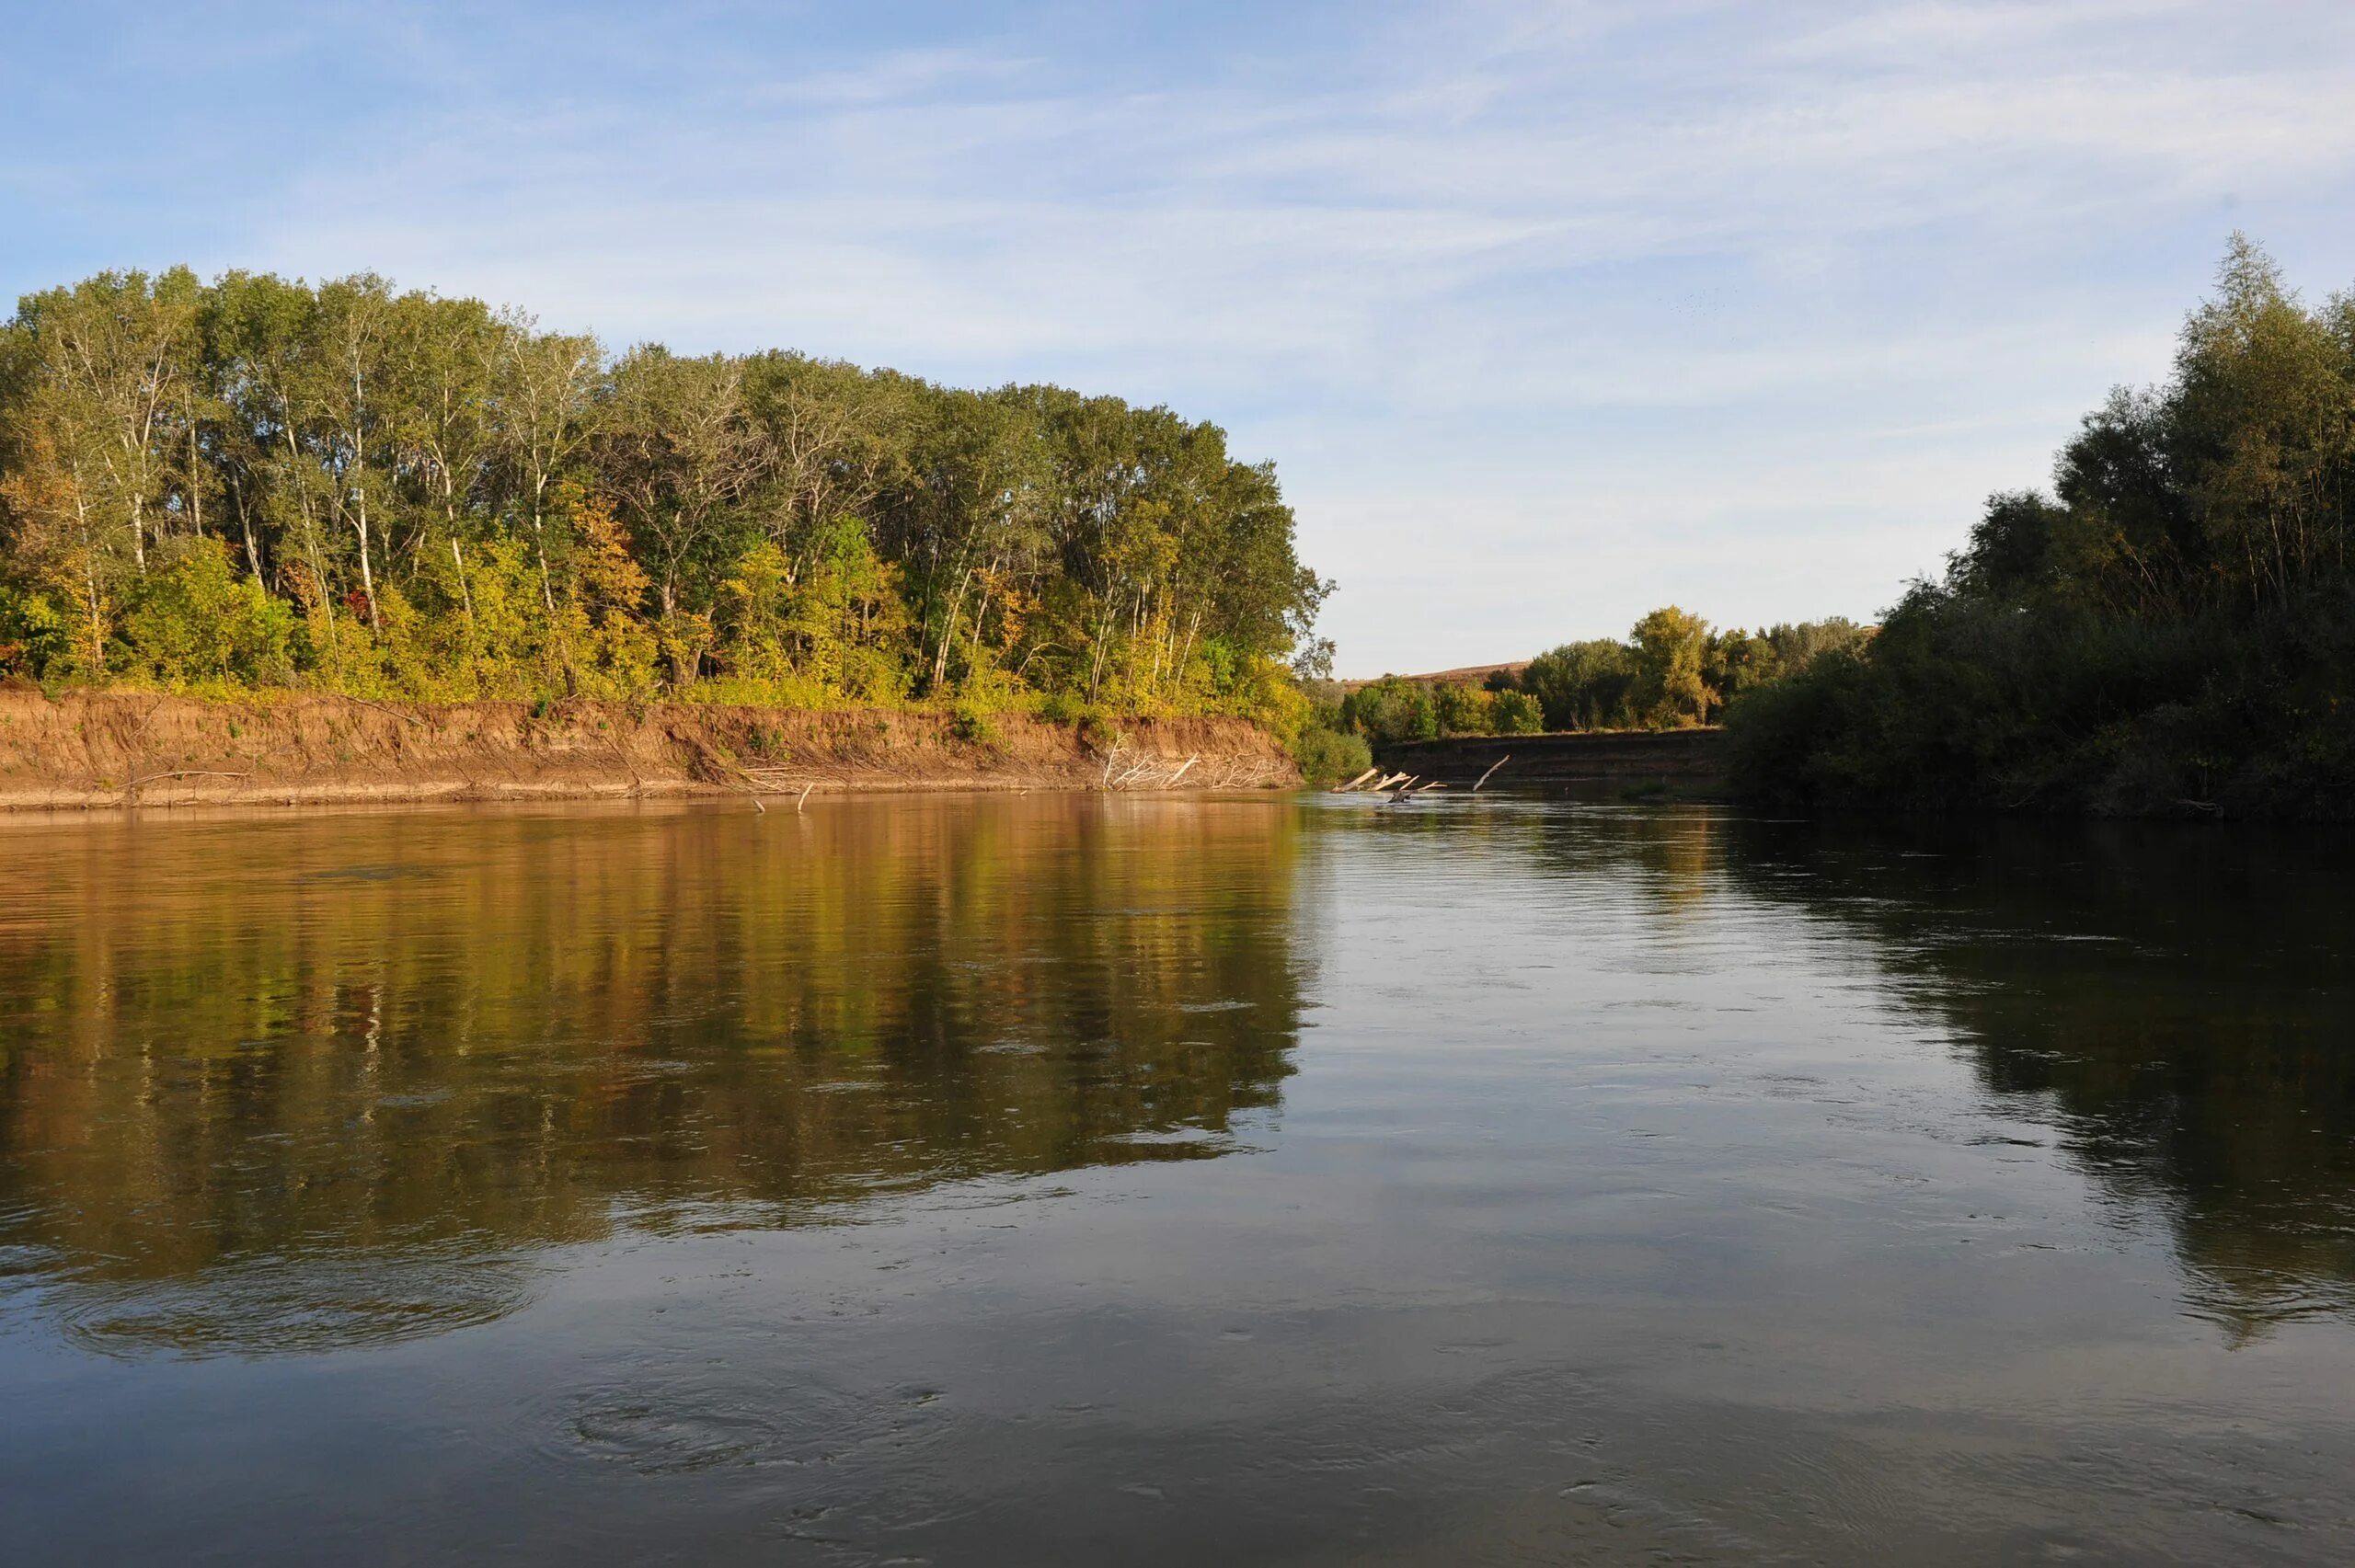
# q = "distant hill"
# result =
<box><xmin>1337</xmin><ymin>661</ymin><xmax>1526</xmax><ymax>692</ymax></box>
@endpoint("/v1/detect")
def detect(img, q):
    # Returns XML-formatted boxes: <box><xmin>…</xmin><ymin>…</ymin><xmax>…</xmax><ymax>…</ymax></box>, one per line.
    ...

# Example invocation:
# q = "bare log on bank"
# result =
<box><xmin>122</xmin><ymin>770</ymin><xmax>255</xmax><ymax>800</ymax></box>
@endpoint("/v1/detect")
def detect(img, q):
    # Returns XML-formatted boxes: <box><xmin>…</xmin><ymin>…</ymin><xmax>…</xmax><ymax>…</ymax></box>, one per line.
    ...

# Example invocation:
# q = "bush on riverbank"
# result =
<box><xmin>1291</xmin><ymin>722</ymin><xmax>1373</xmax><ymax>786</ymax></box>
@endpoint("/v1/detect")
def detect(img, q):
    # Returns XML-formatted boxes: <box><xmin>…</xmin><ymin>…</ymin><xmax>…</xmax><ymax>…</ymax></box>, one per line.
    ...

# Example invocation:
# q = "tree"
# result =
<box><xmin>1339</xmin><ymin>676</ymin><xmax>1438</xmax><ymax>743</ymax></box>
<box><xmin>1491</xmin><ymin>689</ymin><xmax>1545</xmax><ymax>734</ymax></box>
<box><xmin>1628</xmin><ymin>606</ymin><xmax>1714</xmax><ymax>727</ymax></box>
<box><xmin>496</xmin><ymin>315</ymin><xmax>606</xmax><ymax>610</ymax></box>
<box><xmin>1433</xmin><ymin>681</ymin><xmax>1495</xmax><ymax>735</ymax></box>
<box><xmin>307</xmin><ymin>274</ymin><xmax>401</xmax><ymax>628</ymax></box>
<box><xmin>1726</xmin><ymin>237</ymin><xmax>2355</xmax><ymax>818</ymax></box>
<box><xmin>1522</xmin><ymin>639</ymin><xmax>1636</xmax><ymax>730</ymax></box>
<box><xmin>5</xmin><ymin>269</ymin><xmax>203</xmax><ymax>578</ymax></box>
<box><xmin>600</xmin><ymin>348</ymin><xmax>771</xmax><ymax>679</ymax></box>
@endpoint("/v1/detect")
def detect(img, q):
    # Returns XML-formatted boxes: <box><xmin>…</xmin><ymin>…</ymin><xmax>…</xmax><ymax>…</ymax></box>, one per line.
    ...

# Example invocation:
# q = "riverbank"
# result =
<box><xmin>0</xmin><ymin>690</ymin><xmax>1297</xmax><ymax>810</ymax></box>
<box><xmin>1373</xmin><ymin>727</ymin><xmax>1728</xmax><ymax>793</ymax></box>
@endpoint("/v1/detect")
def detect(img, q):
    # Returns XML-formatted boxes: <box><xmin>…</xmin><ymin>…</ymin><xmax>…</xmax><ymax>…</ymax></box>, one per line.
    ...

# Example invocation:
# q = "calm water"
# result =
<box><xmin>2</xmin><ymin>795</ymin><xmax>2351</xmax><ymax>1564</ymax></box>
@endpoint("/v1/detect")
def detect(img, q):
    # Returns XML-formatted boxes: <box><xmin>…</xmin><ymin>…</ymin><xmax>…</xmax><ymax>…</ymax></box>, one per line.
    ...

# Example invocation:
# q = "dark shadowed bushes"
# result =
<box><xmin>1728</xmin><ymin>239</ymin><xmax>2355</xmax><ymax>819</ymax></box>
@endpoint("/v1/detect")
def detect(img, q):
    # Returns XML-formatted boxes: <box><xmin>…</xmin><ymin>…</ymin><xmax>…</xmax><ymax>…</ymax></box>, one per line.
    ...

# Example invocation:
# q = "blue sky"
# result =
<box><xmin>8</xmin><ymin>1</ymin><xmax>2355</xmax><ymax>672</ymax></box>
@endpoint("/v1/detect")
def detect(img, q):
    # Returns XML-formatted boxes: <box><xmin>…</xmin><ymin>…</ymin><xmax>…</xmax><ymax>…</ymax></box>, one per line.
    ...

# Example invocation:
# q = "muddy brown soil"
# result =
<box><xmin>0</xmin><ymin>689</ymin><xmax>1297</xmax><ymax>810</ymax></box>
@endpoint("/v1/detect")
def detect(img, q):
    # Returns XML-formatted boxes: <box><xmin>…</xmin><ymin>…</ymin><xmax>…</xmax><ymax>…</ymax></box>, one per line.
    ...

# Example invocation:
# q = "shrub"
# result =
<box><xmin>1432</xmin><ymin>682</ymin><xmax>1496</xmax><ymax>735</ymax></box>
<box><xmin>950</xmin><ymin>701</ymin><xmax>1002</xmax><ymax>747</ymax></box>
<box><xmin>1491</xmin><ymin>690</ymin><xmax>1545</xmax><ymax>733</ymax></box>
<box><xmin>118</xmin><ymin>539</ymin><xmax>297</xmax><ymax>686</ymax></box>
<box><xmin>1292</xmin><ymin>723</ymin><xmax>1372</xmax><ymax>786</ymax></box>
<box><xmin>0</xmin><ymin>581</ymin><xmax>75</xmax><ymax>680</ymax></box>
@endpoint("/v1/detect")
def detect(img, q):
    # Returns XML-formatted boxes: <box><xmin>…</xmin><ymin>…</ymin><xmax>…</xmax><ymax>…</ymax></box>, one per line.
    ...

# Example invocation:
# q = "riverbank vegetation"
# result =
<box><xmin>1336</xmin><ymin>611</ymin><xmax>1867</xmax><ymax>745</ymax></box>
<box><xmin>0</xmin><ymin>269</ymin><xmax>1331</xmax><ymax>750</ymax></box>
<box><xmin>1726</xmin><ymin>239</ymin><xmax>2355</xmax><ymax>818</ymax></box>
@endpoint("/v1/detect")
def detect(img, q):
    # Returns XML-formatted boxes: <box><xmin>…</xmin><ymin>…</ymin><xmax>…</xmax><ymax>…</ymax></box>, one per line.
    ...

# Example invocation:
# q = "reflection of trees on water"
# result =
<box><xmin>0</xmin><ymin>799</ymin><xmax>1308</xmax><ymax>1356</ymax></box>
<box><xmin>1346</xmin><ymin>798</ymin><xmax>2355</xmax><ymax>1338</ymax></box>
<box><xmin>1717</xmin><ymin>815</ymin><xmax>2355</xmax><ymax>1342</ymax></box>
<box><xmin>1337</xmin><ymin>795</ymin><xmax>1723</xmax><ymax>916</ymax></box>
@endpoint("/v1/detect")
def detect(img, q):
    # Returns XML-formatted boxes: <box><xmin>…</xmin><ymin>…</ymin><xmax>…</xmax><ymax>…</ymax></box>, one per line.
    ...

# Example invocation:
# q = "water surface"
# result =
<box><xmin>2</xmin><ymin>795</ymin><xmax>2350</xmax><ymax>1563</ymax></box>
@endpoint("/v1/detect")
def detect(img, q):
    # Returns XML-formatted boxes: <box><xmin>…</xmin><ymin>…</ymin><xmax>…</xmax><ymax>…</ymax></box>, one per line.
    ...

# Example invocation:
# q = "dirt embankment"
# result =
<box><xmin>0</xmin><ymin>689</ymin><xmax>1298</xmax><ymax>810</ymax></box>
<box><xmin>1373</xmin><ymin>727</ymin><xmax>1728</xmax><ymax>788</ymax></box>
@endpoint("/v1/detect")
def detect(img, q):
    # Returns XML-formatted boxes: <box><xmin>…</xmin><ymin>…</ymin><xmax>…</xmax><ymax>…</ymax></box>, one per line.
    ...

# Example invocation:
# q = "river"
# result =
<box><xmin>2</xmin><ymin>795</ymin><xmax>2350</xmax><ymax>1563</ymax></box>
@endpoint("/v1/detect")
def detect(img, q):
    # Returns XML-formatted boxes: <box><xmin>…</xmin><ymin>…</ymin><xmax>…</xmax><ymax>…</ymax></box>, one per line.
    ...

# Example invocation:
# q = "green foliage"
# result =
<box><xmin>1432</xmin><ymin>681</ymin><xmax>1495</xmax><ymax>736</ymax></box>
<box><xmin>1340</xmin><ymin>611</ymin><xmax>1874</xmax><ymax>749</ymax></box>
<box><xmin>1340</xmin><ymin>674</ymin><xmax>1541</xmax><ymax>743</ymax></box>
<box><xmin>1339</xmin><ymin>676</ymin><xmax>1439</xmax><ymax>744</ymax></box>
<box><xmin>1628</xmin><ymin>606</ymin><xmax>1714</xmax><ymax>727</ymax></box>
<box><xmin>949</xmin><ymin>700</ymin><xmax>1002</xmax><ymax>747</ymax></box>
<box><xmin>1760</xmin><ymin>617</ymin><xmax>1871</xmax><ymax>674</ymax></box>
<box><xmin>0</xmin><ymin>580</ymin><xmax>75</xmax><ymax>679</ymax></box>
<box><xmin>0</xmin><ymin>268</ymin><xmax>1332</xmax><ymax>731</ymax></box>
<box><xmin>1729</xmin><ymin>237</ymin><xmax>2355</xmax><ymax>818</ymax></box>
<box><xmin>1283</xmin><ymin>676</ymin><xmax>1374</xmax><ymax>784</ymax></box>
<box><xmin>1292</xmin><ymin>722</ymin><xmax>1372</xmax><ymax>786</ymax></box>
<box><xmin>118</xmin><ymin>539</ymin><xmax>296</xmax><ymax>686</ymax></box>
<box><xmin>1490</xmin><ymin>689</ymin><xmax>1545</xmax><ymax>734</ymax></box>
<box><xmin>1503</xmin><ymin>612</ymin><xmax>1871</xmax><ymax>733</ymax></box>
<box><xmin>1520</xmin><ymin>639</ymin><xmax>1636</xmax><ymax>730</ymax></box>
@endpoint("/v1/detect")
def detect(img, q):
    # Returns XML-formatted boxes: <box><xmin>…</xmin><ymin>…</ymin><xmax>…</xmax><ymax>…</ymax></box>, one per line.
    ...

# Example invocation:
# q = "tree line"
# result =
<box><xmin>0</xmin><ymin>269</ymin><xmax>1329</xmax><ymax>728</ymax></box>
<box><xmin>1330</xmin><ymin>610</ymin><xmax>1870</xmax><ymax>746</ymax></box>
<box><xmin>1727</xmin><ymin>238</ymin><xmax>2355</xmax><ymax>818</ymax></box>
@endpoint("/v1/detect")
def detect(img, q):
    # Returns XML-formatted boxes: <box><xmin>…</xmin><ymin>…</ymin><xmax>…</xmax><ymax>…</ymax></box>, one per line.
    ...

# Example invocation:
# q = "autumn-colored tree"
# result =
<box><xmin>0</xmin><ymin>266</ymin><xmax>1331</xmax><ymax>734</ymax></box>
<box><xmin>1628</xmin><ymin>606</ymin><xmax>1715</xmax><ymax>727</ymax></box>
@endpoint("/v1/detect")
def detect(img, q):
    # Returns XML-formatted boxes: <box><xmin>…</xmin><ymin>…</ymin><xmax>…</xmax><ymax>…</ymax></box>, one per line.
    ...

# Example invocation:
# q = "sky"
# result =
<box><xmin>7</xmin><ymin>1</ymin><xmax>2355</xmax><ymax>674</ymax></box>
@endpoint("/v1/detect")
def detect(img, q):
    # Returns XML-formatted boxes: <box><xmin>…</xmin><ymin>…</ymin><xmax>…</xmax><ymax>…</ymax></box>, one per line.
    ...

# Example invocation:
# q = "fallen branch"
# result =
<box><xmin>684</xmin><ymin>735</ymin><xmax>768</xmax><ymax>812</ymax></box>
<box><xmin>1474</xmin><ymin>753</ymin><xmax>1511</xmax><ymax>792</ymax></box>
<box><xmin>1336</xmin><ymin>767</ymin><xmax>1379</xmax><ymax>793</ymax></box>
<box><xmin>123</xmin><ymin>770</ymin><xmax>253</xmax><ymax>798</ymax></box>
<box><xmin>340</xmin><ymin>694</ymin><xmax>425</xmax><ymax>728</ymax></box>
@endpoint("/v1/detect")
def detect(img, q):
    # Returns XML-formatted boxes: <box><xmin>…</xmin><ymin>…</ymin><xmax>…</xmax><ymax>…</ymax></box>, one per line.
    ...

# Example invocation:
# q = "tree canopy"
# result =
<box><xmin>0</xmin><ymin>268</ymin><xmax>1328</xmax><ymax>727</ymax></box>
<box><xmin>1332</xmin><ymin>612</ymin><xmax>1868</xmax><ymax>745</ymax></box>
<box><xmin>1726</xmin><ymin>238</ymin><xmax>2355</xmax><ymax>818</ymax></box>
